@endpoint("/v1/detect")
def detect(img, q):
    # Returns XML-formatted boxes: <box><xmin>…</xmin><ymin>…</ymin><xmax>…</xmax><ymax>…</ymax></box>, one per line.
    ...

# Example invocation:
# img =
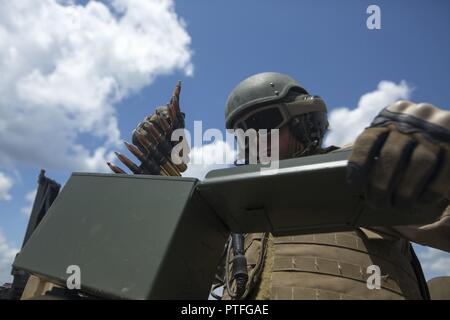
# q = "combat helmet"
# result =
<box><xmin>225</xmin><ymin>72</ymin><xmax>329</xmax><ymax>155</ymax></box>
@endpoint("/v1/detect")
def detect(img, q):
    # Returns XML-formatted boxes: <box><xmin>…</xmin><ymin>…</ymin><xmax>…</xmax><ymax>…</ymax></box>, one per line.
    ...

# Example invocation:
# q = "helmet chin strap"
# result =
<box><xmin>289</xmin><ymin>130</ymin><xmax>326</xmax><ymax>158</ymax></box>
<box><xmin>288</xmin><ymin>112</ymin><xmax>327</xmax><ymax>158</ymax></box>
<box><xmin>288</xmin><ymin>133</ymin><xmax>306</xmax><ymax>157</ymax></box>
<box><xmin>290</xmin><ymin>135</ymin><xmax>322</xmax><ymax>158</ymax></box>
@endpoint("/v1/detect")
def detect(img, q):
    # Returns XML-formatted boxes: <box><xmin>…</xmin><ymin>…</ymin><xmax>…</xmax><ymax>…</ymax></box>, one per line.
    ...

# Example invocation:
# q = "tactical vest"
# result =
<box><xmin>223</xmin><ymin>228</ymin><xmax>426</xmax><ymax>300</ymax></box>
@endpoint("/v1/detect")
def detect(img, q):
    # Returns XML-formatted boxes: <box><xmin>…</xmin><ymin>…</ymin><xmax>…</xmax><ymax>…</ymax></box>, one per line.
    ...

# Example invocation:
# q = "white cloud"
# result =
<box><xmin>0</xmin><ymin>0</ymin><xmax>193</xmax><ymax>172</ymax></box>
<box><xmin>20</xmin><ymin>190</ymin><xmax>37</xmax><ymax>217</ymax></box>
<box><xmin>182</xmin><ymin>140</ymin><xmax>236</xmax><ymax>180</ymax></box>
<box><xmin>0</xmin><ymin>230</ymin><xmax>19</xmax><ymax>284</ymax></box>
<box><xmin>416</xmin><ymin>245</ymin><xmax>450</xmax><ymax>279</ymax></box>
<box><xmin>0</xmin><ymin>172</ymin><xmax>13</xmax><ymax>201</ymax></box>
<box><xmin>325</xmin><ymin>81</ymin><xmax>412</xmax><ymax>147</ymax></box>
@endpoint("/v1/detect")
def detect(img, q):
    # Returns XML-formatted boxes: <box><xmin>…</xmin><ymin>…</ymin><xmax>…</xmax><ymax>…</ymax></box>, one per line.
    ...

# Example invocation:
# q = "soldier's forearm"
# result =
<box><xmin>394</xmin><ymin>205</ymin><xmax>450</xmax><ymax>253</ymax></box>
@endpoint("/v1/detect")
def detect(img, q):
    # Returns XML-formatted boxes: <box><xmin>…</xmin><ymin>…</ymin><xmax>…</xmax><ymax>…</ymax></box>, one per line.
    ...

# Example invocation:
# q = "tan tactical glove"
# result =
<box><xmin>347</xmin><ymin>100</ymin><xmax>450</xmax><ymax>210</ymax></box>
<box><xmin>107</xmin><ymin>81</ymin><xmax>189</xmax><ymax>176</ymax></box>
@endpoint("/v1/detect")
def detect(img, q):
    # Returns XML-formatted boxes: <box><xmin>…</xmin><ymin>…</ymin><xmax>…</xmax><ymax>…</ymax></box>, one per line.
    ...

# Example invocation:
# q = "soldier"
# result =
<box><xmin>219</xmin><ymin>72</ymin><xmax>450</xmax><ymax>300</ymax></box>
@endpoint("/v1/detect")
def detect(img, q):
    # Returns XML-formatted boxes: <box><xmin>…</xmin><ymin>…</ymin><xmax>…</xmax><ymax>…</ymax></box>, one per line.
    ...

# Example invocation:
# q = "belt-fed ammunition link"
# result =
<box><xmin>107</xmin><ymin>81</ymin><xmax>187</xmax><ymax>176</ymax></box>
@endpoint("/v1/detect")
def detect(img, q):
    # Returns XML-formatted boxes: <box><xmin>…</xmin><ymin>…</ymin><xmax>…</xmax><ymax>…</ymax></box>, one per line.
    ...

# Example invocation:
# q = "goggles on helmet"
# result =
<box><xmin>233</xmin><ymin>95</ymin><xmax>326</xmax><ymax>131</ymax></box>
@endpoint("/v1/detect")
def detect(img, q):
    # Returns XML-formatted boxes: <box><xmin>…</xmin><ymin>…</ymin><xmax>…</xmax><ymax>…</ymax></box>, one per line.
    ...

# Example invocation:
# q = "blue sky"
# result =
<box><xmin>0</xmin><ymin>0</ymin><xmax>449</xmax><ymax>283</ymax></box>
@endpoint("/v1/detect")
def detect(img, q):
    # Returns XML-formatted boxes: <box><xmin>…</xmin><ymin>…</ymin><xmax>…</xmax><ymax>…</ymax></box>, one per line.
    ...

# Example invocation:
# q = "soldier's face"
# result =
<box><xmin>240</xmin><ymin>122</ymin><xmax>295</xmax><ymax>162</ymax></box>
<box><xmin>277</xmin><ymin>125</ymin><xmax>292</xmax><ymax>160</ymax></box>
<box><xmin>254</xmin><ymin>125</ymin><xmax>291</xmax><ymax>160</ymax></box>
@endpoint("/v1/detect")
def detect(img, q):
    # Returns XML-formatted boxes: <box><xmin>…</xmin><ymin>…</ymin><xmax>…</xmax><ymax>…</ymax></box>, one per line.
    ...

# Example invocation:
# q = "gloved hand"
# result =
<box><xmin>347</xmin><ymin>100</ymin><xmax>450</xmax><ymax>210</ymax></box>
<box><xmin>107</xmin><ymin>81</ymin><xmax>188</xmax><ymax>176</ymax></box>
